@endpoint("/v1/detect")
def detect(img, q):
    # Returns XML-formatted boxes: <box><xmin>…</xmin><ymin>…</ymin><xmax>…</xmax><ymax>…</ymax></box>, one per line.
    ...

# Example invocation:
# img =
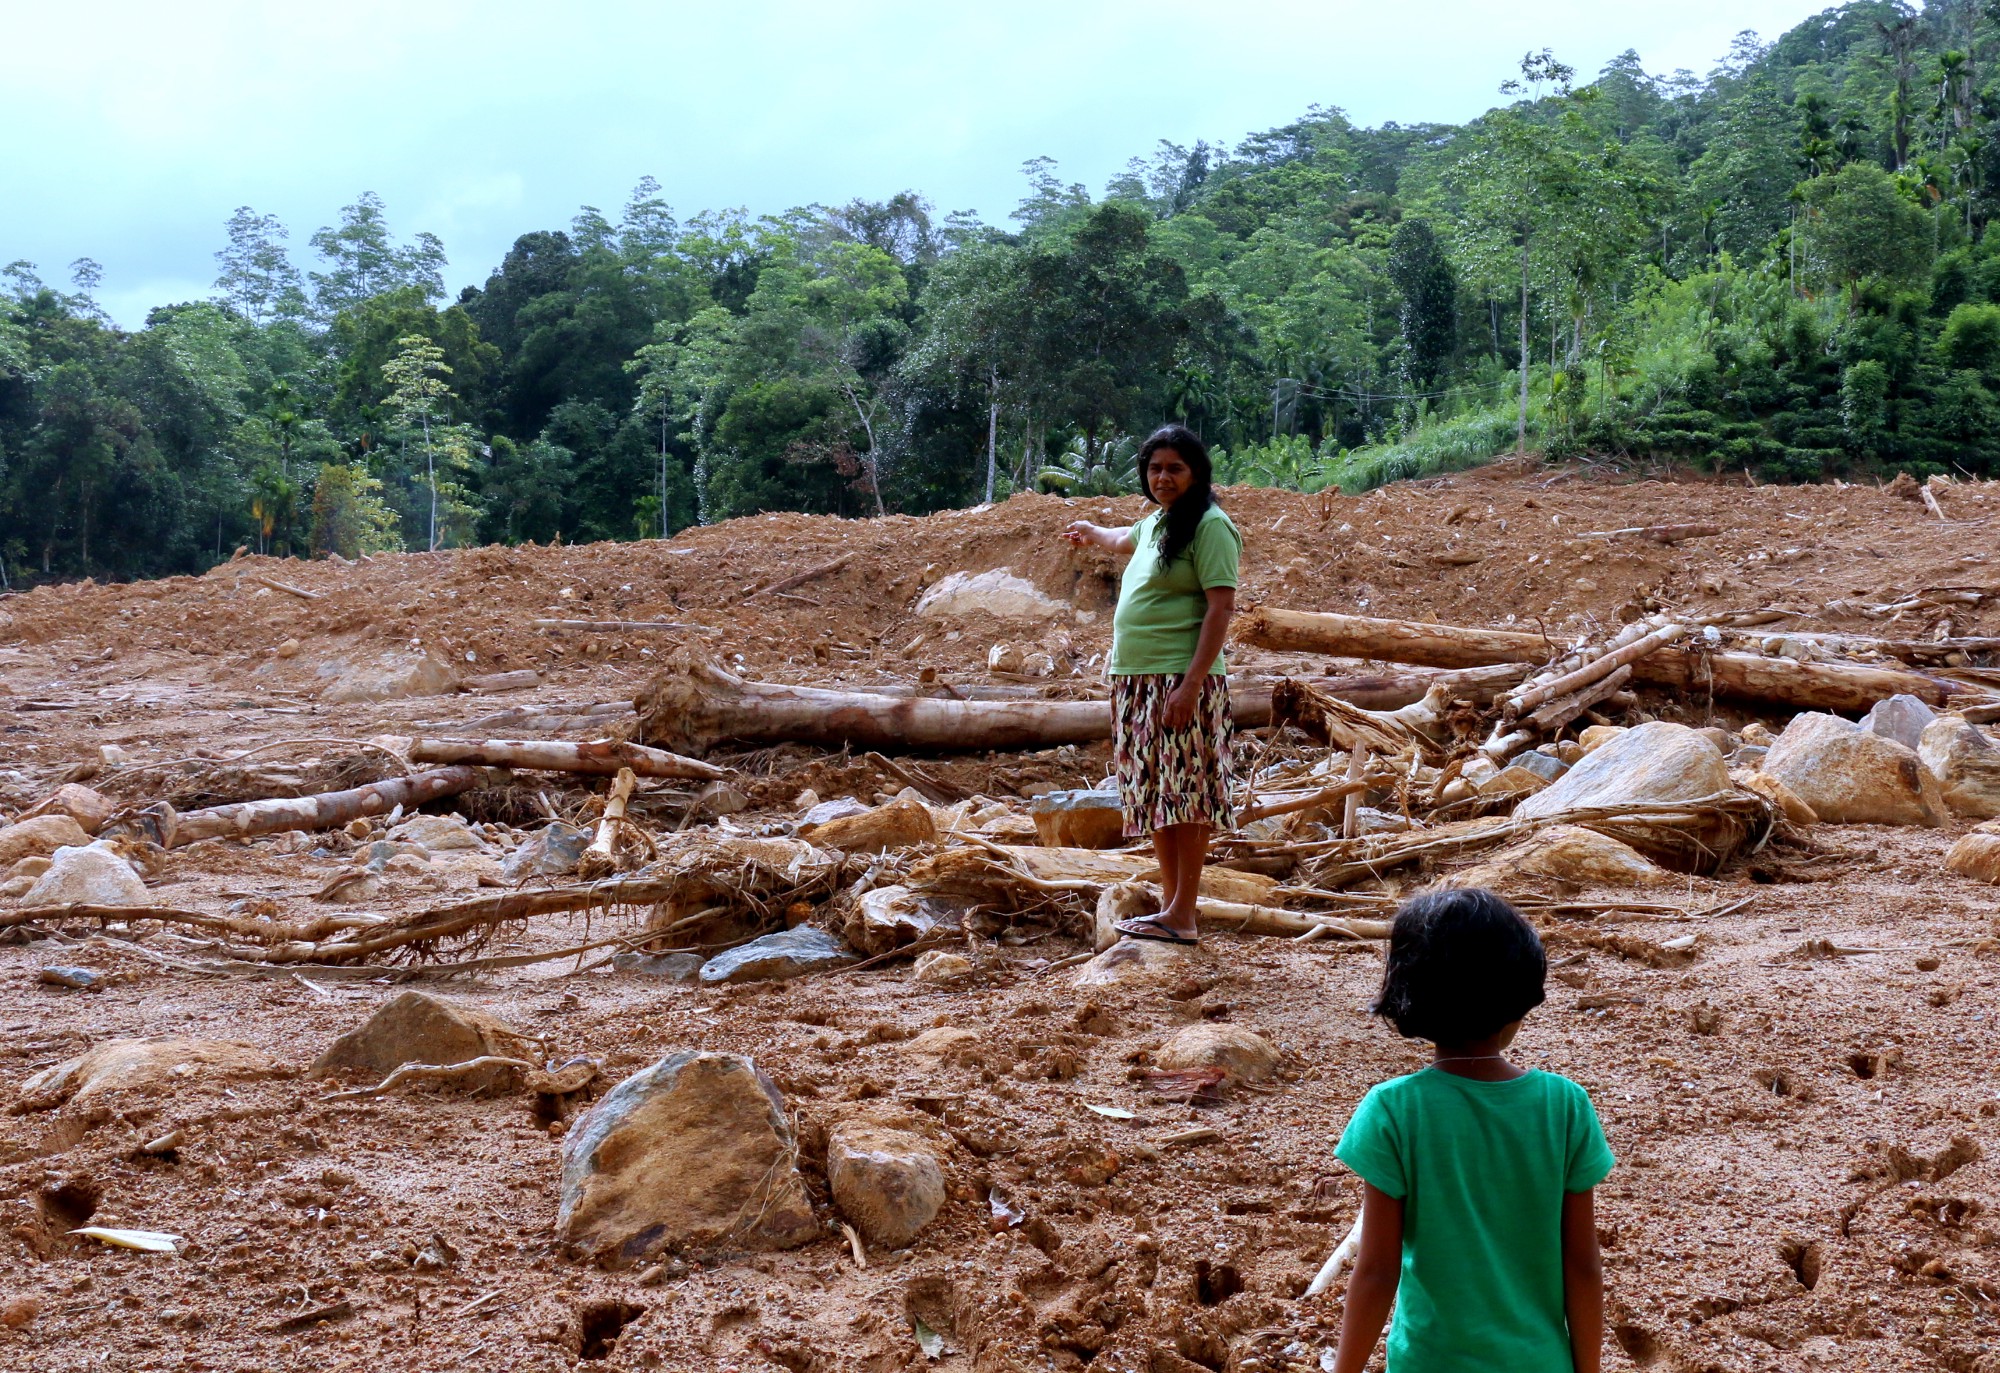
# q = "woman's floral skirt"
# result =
<box><xmin>1110</xmin><ymin>673</ymin><xmax>1234</xmax><ymax>839</ymax></box>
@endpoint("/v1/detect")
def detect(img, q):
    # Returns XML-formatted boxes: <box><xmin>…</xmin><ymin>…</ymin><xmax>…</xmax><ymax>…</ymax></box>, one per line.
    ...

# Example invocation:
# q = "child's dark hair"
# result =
<box><xmin>1135</xmin><ymin>424</ymin><xmax>1214</xmax><ymax>566</ymax></box>
<box><xmin>1371</xmin><ymin>888</ymin><xmax>1547</xmax><ymax>1044</ymax></box>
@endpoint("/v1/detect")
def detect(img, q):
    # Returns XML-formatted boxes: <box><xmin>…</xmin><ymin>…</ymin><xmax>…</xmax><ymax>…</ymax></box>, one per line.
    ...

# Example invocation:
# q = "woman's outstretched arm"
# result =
<box><xmin>1330</xmin><ymin>1184</ymin><xmax>1403</xmax><ymax>1373</ymax></box>
<box><xmin>1061</xmin><ymin>520</ymin><xmax>1135</xmax><ymax>554</ymax></box>
<box><xmin>1562</xmin><ymin>1188</ymin><xmax>1604</xmax><ymax>1373</ymax></box>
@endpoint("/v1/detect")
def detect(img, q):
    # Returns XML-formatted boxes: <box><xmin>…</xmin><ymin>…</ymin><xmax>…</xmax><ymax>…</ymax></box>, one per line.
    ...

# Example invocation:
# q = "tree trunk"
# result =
<box><xmin>1517</xmin><ymin>237</ymin><xmax>1531</xmax><ymax>455</ymax></box>
<box><xmin>125</xmin><ymin>766</ymin><xmax>489</xmax><ymax>850</ymax></box>
<box><xmin>986</xmin><ymin>368</ymin><xmax>999</xmax><ymax>506</ymax></box>
<box><xmin>1238</xmin><ymin>607</ymin><xmax>1983</xmax><ymax>712</ymax></box>
<box><xmin>407</xmin><ymin>737</ymin><xmax>727</xmax><ymax>780</ymax></box>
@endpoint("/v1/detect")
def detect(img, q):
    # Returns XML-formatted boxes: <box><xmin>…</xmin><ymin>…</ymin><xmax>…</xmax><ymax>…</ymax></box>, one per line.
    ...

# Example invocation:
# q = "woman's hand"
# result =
<box><xmin>1063</xmin><ymin>521</ymin><xmax>1135</xmax><ymax>554</ymax></box>
<box><xmin>1163</xmin><ymin>676</ymin><xmax>1201</xmax><ymax>729</ymax></box>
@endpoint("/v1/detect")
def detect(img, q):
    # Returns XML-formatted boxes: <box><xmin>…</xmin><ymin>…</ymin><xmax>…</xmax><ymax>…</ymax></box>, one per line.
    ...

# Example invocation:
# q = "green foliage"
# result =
<box><xmin>308</xmin><ymin>463</ymin><xmax>400</xmax><ymax>558</ymax></box>
<box><xmin>1035</xmin><ymin>436</ymin><xmax>1139</xmax><ymax>496</ymax></box>
<box><xmin>1329</xmin><ymin>405</ymin><xmax>1528</xmax><ymax>492</ymax></box>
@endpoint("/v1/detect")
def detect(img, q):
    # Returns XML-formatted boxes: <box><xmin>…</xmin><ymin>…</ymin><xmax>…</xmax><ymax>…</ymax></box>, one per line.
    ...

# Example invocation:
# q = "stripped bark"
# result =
<box><xmin>1524</xmin><ymin>664</ymin><xmax>1633</xmax><ymax>733</ymax></box>
<box><xmin>578</xmin><ymin>767</ymin><xmax>637</xmax><ymax>880</ymax></box>
<box><xmin>1503</xmin><ymin>623</ymin><xmax>1685</xmax><ymax>721</ymax></box>
<box><xmin>110</xmin><ymin>766</ymin><xmax>488</xmax><ymax>849</ymax></box>
<box><xmin>408</xmin><ymin>737</ymin><xmax>727</xmax><ymax>781</ymax></box>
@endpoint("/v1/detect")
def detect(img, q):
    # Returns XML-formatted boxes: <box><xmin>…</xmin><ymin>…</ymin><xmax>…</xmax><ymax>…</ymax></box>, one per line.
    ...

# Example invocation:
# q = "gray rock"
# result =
<box><xmin>500</xmin><ymin>822</ymin><xmax>589</xmax><ymax>882</ymax></box>
<box><xmin>38</xmin><ymin>966</ymin><xmax>104</xmax><ymax>991</ymax></box>
<box><xmin>22</xmin><ymin>842</ymin><xmax>151</xmax><ymax>907</ymax></box>
<box><xmin>317</xmin><ymin>651</ymin><xmax>461</xmax><ymax>704</ymax></box>
<box><xmin>698</xmin><ymin>926</ymin><xmax>855</xmax><ymax>984</ymax></box>
<box><xmin>1029</xmin><ymin>789</ymin><xmax>1125</xmax><ymax>848</ymax></box>
<box><xmin>1861</xmin><ymin>694</ymin><xmax>1938</xmax><ymax>751</ymax></box>
<box><xmin>912</xmin><ymin>569</ymin><xmax>1066</xmax><ymax>620</ymax></box>
<box><xmin>610</xmin><ymin>951</ymin><xmax>706</xmax><ymax>982</ymax></box>
<box><xmin>557</xmin><ymin>1050</ymin><xmax>816</xmax><ymax>1264</ymax></box>
<box><xmin>799</xmin><ymin>797</ymin><xmax>869</xmax><ymax>828</ymax></box>
<box><xmin>1515</xmin><ymin>750</ymin><xmax>1569</xmax><ymax>782</ymax></box>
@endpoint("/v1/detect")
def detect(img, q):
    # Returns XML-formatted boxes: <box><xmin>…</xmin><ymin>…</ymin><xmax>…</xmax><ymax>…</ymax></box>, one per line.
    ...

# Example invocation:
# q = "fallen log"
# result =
<box><xmin>637</xmin><ymin>655</ymin><xmax>1112</xmax><ymax>754</ymax></box>
<box><xmin>1524</xmin><ymin>664</ymin><xmax>1632</xmax><ymax>734</ymax></box>
<box><xmin>1239</xmin><ymin>607</ymin><xmax>1983</xmax><ymax>712</ymax></box>
<box><xmin>460</xmin><ymin>669</ymin><xmax>542</xmax><ymax>694</ymax></box>
<box><xmin>532</xmin><ymin>619</ymin><xmax>718</xmax><ymax>634</ymax></box>
<box><xmin>1270</xmin><ymin>679</ymin><xmax>1448</xmax><ymax>761</ymax></box>
<box><xmin>241</xmin><ymin>574</ymin><xmax>322</xmax><ymax>601</ymax></box>
<box><xmin>407</xmin><ymin>737</ymin><xmax>727</xmax><ymax>781</ymax></box>
<box><xmin>110</xmin><ymin>766</ymin><xmax>489</xmax><ymax>849</ymax></box>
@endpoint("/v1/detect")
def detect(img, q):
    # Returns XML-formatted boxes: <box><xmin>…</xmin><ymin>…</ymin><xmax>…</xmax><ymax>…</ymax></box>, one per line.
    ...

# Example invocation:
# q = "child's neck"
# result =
<box><xmin>1430</xmin><ymin>1034</ymin><xmax>1526</xmax><ymax>1081</ymax></box>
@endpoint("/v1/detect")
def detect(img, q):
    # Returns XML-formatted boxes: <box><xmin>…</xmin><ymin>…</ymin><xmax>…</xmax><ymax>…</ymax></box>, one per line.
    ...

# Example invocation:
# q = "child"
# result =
<box><xmin>1329</xmin><ymin>888</ymin><xmax>1613</xmax><ymax>1373</ymax></box>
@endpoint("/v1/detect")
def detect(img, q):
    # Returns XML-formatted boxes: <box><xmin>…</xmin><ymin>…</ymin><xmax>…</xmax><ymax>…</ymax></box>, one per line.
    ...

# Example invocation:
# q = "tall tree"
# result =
<box><xmin>309</xmin><ymin>193</ymin><xmax>449</xmax><ymax>320</ymax></box>
<box><xmin>214</xmin><ymin>208</ymin><xmax>305</xmax><ymax>323</ymax></box>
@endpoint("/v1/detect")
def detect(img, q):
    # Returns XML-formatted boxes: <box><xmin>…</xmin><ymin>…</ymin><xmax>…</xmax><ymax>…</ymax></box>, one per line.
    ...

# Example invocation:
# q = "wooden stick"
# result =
<box><xmin>324</xmin><ymin>1056</ymin><xmax>536</xmax><ymax>1102</ymax></box>
<box><xmin>733</xmin><ymin>554</ymin><xmax>853</xmax><ymax>606</ymax></box>
<box><xmin>461</xmin><ymin>669</ymin><xmax>542</xmax><ymax>694</ymax></box>
<box><xmin>532</xmin><ymin>619</ymin><xmax>718</xmax><ymax>634</ymax></box>
<box><xmin>1524</xmin><ymin>664</ymin><xmax>1633</xmax><ymax>733</ymax></box>
<box><xmin>1577</xmin><ymin>523</ymin><xmax>1720</xmax><ymax>544</ymax></box>
<box><xmin>1922</xmin><ymin>485</ymin><xmax>1947</xmax><ymax>520</ymax></box>
<box><xmin>1504</xmin><ymin>623</ymin><xmax>1685</xmax><ymax>720</ymax></box>
<box><xmin>864</xmin><ymin>751</ymin><xmax>966</xmax><ymax>803</ymax></box>
<box><xmin>1340</xmin><ymin>747</ymin><xmax>1368</xmax><ymax>839</ymax></box>
<box><xmin>243</xmin><ymin>574</ymin><xmax>322</xmax><ymax>600</ymax></box>
<box><xmin>840</xmin><ymin>1222</ymin><xmax>868</xmax><ymax>1268</ymax></box>
<box><xmin>1304</xmin><ymin>1212</ymin><xmax>1366</xmax><ymax>1297</ymax></box>
<box><xmin>579</xmin><ymin>767</ymin><xmax>637</xmax><ymax>879</ymax></box>
<box><xmin>407</xmin><ymin>737</ymin><xmax>728</xmax><ymax>781</ymax></box>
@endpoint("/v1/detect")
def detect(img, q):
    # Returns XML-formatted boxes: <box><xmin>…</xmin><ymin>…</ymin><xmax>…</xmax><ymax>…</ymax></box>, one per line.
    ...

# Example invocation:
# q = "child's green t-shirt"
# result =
<box><xmin>1335</xmin><ymin>1068</ymin><xmax>1614</xmax><ymax>1373</ymax></box>
<box><xmin>1109</xmin><ymin>504</ymin><xmax>1241</xmax><ymax>677</ymax></box>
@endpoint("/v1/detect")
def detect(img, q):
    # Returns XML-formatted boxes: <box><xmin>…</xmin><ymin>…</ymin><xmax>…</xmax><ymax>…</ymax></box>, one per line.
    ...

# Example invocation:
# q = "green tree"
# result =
<box><xmin>381</xmin><ymin>334</ymin><xmax>478</xmax><ymax>550</ymax></box>
<box><xmin>309</xmin><ymin>193</ymin><xmax>449</xmax><ymax>320</ymax></box>
<box><xmin>214</xmin><ymin>207</ymin><xmax>306</xmax><ymax>322</ymax></box>
<box><xmin>1386</xmin><ymin>218</ymin><xmax>1459</xmax><ymax>395</ymax></box>
<box><xmin>1795</xmin><ymin>162</ymin><xmax>1936</xmax><ymax>293</ymax></box>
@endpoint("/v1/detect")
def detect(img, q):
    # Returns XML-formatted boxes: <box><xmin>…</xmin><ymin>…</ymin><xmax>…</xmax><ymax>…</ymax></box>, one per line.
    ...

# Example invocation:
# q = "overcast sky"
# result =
<box><xmin>8</xmin><ymin>0</ymin><xmax>1834</xmax><ymax>328</ymax></box>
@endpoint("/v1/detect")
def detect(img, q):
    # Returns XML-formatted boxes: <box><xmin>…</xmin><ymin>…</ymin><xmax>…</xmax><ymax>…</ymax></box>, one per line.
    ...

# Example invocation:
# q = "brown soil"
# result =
<box><xmin>1</xmin><ymin>461</ymin><xmax>1998</xmax><ymax>1372</ymax></box>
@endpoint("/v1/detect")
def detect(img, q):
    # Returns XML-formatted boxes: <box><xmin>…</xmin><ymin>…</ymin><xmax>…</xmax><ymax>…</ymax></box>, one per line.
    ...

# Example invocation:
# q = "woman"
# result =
<box><xmin>1062</xmin><ymin>424</ymin><xmax>1240</xmax><ymax>944</ymax></box>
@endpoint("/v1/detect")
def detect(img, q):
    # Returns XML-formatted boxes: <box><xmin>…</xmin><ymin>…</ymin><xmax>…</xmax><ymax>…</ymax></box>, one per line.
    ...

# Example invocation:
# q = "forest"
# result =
<box><xmin>6</xmin><ymin>0</ymin><xmax>2000</xmax><ymax>584</ymax></box>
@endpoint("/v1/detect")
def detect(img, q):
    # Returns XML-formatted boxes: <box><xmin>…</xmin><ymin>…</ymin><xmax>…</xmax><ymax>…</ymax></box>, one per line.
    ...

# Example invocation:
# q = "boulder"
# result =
<box><xmin>18</xmin><ymin>785</ymin><xmax>112</xmax><ymax>836</ymax></box>
<box><xmin>826</xmin><ymin>1113</ymin><xmax>949</xmax><ymax>1248</ymax></box>
<box><xmin>1030</xmin><ymin>790</ymin><xmax>1126</xmax><ymax>849</ymax></box>
<box><xmin>21</xmin><ymin>842</ymin><xmax>150</xmax><ymax>907</ymax></box>
<box><xmin>800</xmin><ymin>798</ymin><xmax>936</xmax><ymax>855</ymax></box>
<box><xmin>557</xmin><ymin>1050</ymin><xmax>816</xmax><ymax>1264</ymax></box>
<box><xmin>610</xmin><ymin>951</ymin><xmax>706</xmax><ymax>981</ymax></box>
<box><xmin>1861</xmin><ymin>694</ymin><xmax>1938</xmax><ymax>751</ymax></box>
<box><xmin>1733</xmin><ymin>770</ymin><xmax>1818</xmax><ymax>827</ymax></box>
<box><xmin>1156</xmin><ymin>1024</ymin><xmax>1280</xmax><ymax>1084</ymax></box>
<box><xmin>18</xmin><ymin>1037</ymin><xmax>275</xmax><ymax>1110</ymax></box>
<box><xmin>1763</xmin><ymin>712</ymin><xmax>1945</xmax><ymax>827</ymax></box>
<box><xmin>0</xmin><ymin>815</ymin><xmax>92</xmax><ymax>868</ymax></box>
<box><xmin>1945</xmin><ymin>822</ymin><xmax>2000</xmax><ymax>885</ymax></box>
<box><xmin>913</xmin><ymin>569</ymin><xmax>1067</xmax><ymax>620</ymax></box>
<box><xmin>1514</xmin><ymin>722</ymin><xmax>1747</xmax><ymax>872</ymax></box>
<box><xmin>388</xmin><ymin>813</ymin><xmax>485</xmax><ymax>851</ymax></box>
<box><xmin>698</xmin><ymin>926</ymin><xmax>855</xmax><ymax>984</ymax></box>
<box><xmin>911</xmin><ymin>950</ymin><xmax>973</xmax><ymax>984</ymax></box>
<box><xmin>318</xmin><ymin>651</ymin><xmax>462</xmax><ymax>704</ymax></box>
<box><xmin>1918</xmin><ymin>718</ymin><xmax>2000</xmax><ymax>819</ymax></box>
<box><xmin>500</xmin><ymin>822</ymin><xmax>589</xmax><ymax>882</ymax></box>
<box><xmin>1444</xmin><ymin>825</ymin><xmax>1670</xmax><ymax>892</ymax></box>
<box><xmin>844</xmin><ymin>885</ymin><xmax>945</xmax><ymax>956</ymax></box>
<box><xmin>309</xmin><ymin>991</ymin><xmax>539</xmax><ymax>1089</ymax></box>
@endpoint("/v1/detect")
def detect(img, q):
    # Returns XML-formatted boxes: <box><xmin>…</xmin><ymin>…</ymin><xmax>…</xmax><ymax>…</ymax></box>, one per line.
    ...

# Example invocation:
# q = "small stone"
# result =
<box><xmin>696</xmin><ymin>782</ymin><xmax>750</xmax><ymax>816</ymax></box>
<box><xmin>318</xmin><ymin>651</ymin><xmax>461</xmax><ymax>704</ymax></box>
<box><xmin>800</xmin><ymin>798</ymin><xmax>936</xmax><ymax>855</ymax></box>
<box><xmin>557</xmin><ymin>1051</ymin><xmax>816</xmax><ymax>1264</ymax></box>
<box><xmin>826</xmin><ymin>1116</ymin><xmax>947</xmax><ymax>1249</ymax></box>
<box><xmin>902</xmin><ymin>1027</ymin><xmax>984</xmax><ymax>1066</ymax></box>
<box><xmin>1030</xmin><ymin>790</ymin><xmax>1126</xmax><ymax>849</ymax></box>
<box><xmin>21</xmin><ymin>842</ymin><xmax>151</xmax><ymax>907</ymax></box>
<box><xmin>1156</xmin><ymin>1023</ymin><xmax>1281</xmax><ymax>1084</ymax></box>
<box><xmin>1072</xmin><ymin>937</ymin><xmax>1200</xmax><ymax>987</ymax></box>
<box><xmin>1946</xmin><ymin>822</ymin><xmax>2000</xmax><ymax>886</ymax></box>
<box><xmin>275</xmin><ymin>638</ymin><xmax>301</xmax><ymax>659</ymax></box>
<box><xmin>19</xmin><ymin>1038</ymin><xmax>275</xmax><ymax>1110</ymax></box>
<box><xmin>18</xmin><ymin>784</ymin><xmax>113</xmax><ymax>835</ymax></box>
<box><xmin>38</xmin><ymin>966</ymin><xmax>104</xmax><ymax>991</ymax></box>
<box><xmin>1020</xmin><ymin>651</ymin><xmax>1056</xmax><ymax>678</ymax></box>
<box><xmin>500</xmin><ymin>822</ymin><xmax>590</xmax><ymax>882</ymax></box>
<box><xmin>845</xmin><ymin>885</ymin><xmax>944</xmax><ymax>956</ymax></box>
<box><xmin>387</xmin><ymin>813</ymin><xmax>484</xmax><ymax>851</ymax></box>
<box><xmin>610</xmin><ymin>951</ymin><xmax>706</xmax><ymax>982</ymax></box>
<box><xmin>799</xmin><ymin>796</ymin><xmax>868</xmax><ymax>828</ymax></box>
<box><xmin>911</xmin><ymin>950</ymin><xmax>973</xmax><ymax>983</ymax></box>
<box><xmin>698</xmin><ymin>926</ymin><xmax>856</xmax><ymax>984</ymax></box>
<box><xmin>0</xmin><ymin>1297</ymin><xmax>38</xmax><ymax>1329</ymax></box>
<box><xmin>1577</xmin><ymin>725</ymin><xmax>1626</xmax><ymax>756</ymax></box>
<box><xmin>9</xmin><ymin>856</ymin><xmax>52</xmax><ymax>880</ymax></box>
<box><xmin>309</xmin><ymin>991</ymin><xmax>538</xmax><ymax>1089</ymax></box>
<box><xmin>987</xmin><ymin>643</ymin><xmax>1023</xmax><ymax>674</ymax></box>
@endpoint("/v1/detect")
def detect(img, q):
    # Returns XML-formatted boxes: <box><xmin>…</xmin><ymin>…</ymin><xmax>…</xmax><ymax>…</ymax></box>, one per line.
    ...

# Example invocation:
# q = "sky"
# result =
<box><xmin>7</xmin><ymin>0</ymin><xmax>1836</xmax><ymax>328</ymax></box>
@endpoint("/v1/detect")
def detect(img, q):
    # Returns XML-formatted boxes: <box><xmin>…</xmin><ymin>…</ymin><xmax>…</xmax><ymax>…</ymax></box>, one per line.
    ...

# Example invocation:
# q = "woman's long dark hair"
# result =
<box><xmin>1135</xmin><ymin>424</ymin><xmax>1215</xmax><ymax>567</ymax></box>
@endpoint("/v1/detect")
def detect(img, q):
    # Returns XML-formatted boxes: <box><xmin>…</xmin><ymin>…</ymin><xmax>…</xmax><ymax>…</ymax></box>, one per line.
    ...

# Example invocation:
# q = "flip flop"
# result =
<box><xmin>1114</xmin><ymin>915</ymin><xmax>1200</xmax><ymax>947</ymax></box>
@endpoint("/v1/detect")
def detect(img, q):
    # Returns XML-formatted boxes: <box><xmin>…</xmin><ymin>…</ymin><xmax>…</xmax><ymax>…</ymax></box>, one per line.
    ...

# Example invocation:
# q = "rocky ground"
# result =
<box><xmin>1</xmin><ymin>460</ymin><xmax>1999</xmax><ymax>1373</ymax></box>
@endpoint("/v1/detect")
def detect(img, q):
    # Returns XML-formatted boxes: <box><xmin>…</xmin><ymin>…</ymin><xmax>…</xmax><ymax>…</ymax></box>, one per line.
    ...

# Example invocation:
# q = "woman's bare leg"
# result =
<box><xmin>1151</xmin><ymin>828</ymin><xmax>1179</xmax><ymax>915</ymax></box>
<box><xmin>1156</xmin><ymin>821</ymin><xmax>1209</xmax><ymax>938</ymax></box>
